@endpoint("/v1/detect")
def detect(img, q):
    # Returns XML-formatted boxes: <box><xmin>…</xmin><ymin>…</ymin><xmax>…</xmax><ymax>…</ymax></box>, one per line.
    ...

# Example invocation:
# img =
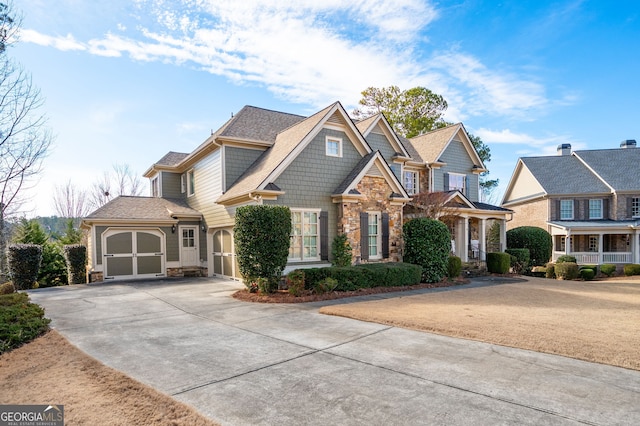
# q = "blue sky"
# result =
<box><xmin>12</xmin><ymin>0</ymin><xmax>640</xmax><ymax>216</ymax></box>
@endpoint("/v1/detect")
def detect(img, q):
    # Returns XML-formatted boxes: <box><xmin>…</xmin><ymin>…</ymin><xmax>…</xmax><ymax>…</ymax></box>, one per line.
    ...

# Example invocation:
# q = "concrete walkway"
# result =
<box><xmin>29</xmin><ymin>277</ymin><xmax>640</xmax><ymax>425</ymax></box>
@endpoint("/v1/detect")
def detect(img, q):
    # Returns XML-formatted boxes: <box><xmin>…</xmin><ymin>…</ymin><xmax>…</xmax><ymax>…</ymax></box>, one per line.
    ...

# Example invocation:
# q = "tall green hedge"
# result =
<box><xmin>63</xmin><ymin>245</ymin><xmax>87</xmax><ymax>284</ymax></box>
<box><xmin>506</xmin><ymin>226</ymin><xmax>552</xmax><ymax>266</ymax></box>
<box><xmin>234</xmin><ymin>205</ymin><xmax>292</xmax><ymax>292</ymax></box>
<box><xmin>403</xmin><ymin>218</ymin><xmax>451</xmax><ymax>283</ymax></box>
<box><xmin>7</xmin><ymin>244</ymin><xmax>42</xmax><ymax>290</ymax></box>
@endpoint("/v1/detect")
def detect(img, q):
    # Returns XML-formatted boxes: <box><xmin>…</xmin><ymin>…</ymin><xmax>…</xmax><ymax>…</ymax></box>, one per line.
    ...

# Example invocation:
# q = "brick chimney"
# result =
<box><xmin>557</xmin><ymin>143</ymin><xmax>571</xmax><ymax>156</ymax></box>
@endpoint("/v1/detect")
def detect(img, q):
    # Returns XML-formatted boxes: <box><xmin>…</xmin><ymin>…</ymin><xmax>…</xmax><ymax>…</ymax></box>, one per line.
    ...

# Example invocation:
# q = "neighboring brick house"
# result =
<box><xmin>82</xmin><ymin>102</ymin><xmax>511</xmax><ymax>282</ymax></box>
<box><xmin>501</xmin><ymin>141</ymin><xmax>640</xmax><ymax>265</ymax></box>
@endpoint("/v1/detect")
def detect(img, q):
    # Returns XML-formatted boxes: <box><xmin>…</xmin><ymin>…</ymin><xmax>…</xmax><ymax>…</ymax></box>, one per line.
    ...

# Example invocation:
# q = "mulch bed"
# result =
<box><xmin>232</xmin><ymin>278</ymin><xmax>469</xmax><ymax>303</ymax></box>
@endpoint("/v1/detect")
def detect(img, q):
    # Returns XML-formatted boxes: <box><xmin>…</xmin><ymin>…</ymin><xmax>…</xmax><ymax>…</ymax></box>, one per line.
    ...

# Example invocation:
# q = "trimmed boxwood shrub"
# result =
<box><xmin>505</xmin><ymin>248</ymin><xmax>530</xmax><ymax>274</ymax></box>
<box><xmin>623</xmin><ymin>264</ymin><xmax>640</xmax><ymax>276</ymax></box>
<box><xmin>580</xmin><ymin>268</ymin><xmax>595</xmax><ymax>281</ymax></box>
<box><xmin>555</xmin><ymin>262</ymin><xmax>579</xmax><ymax>280</ymax></box>
<box><xmin>545</xmin><ymin>263</ymin><xmax>555</xmax><ymax>279</ymax></box>
<box><xmin>556</xmin><ymin>255</ymin><xmax>577</xmax><ymax>264</ymax></box>
<box><xmin>234</xmin><ymin>205</ymin><xmax>292</xmax><ymax>292</ymax></box>
<box><xmin>297</xmin><ymin>262</ymin><xmax>422</xmax><ymax>293</ymax></box>
<box><xmin>7</xmin><ymin>244</ymin><xmax>42</xmax><ymax>290</ymax></box>
<box><xmin>63</xmin><ymin>245</ymin><xmax>87</xmax><ymax>284</ymax></box>
<box><xmin>403</xmin><ymin>218</ymin><xmax>451</xmax><ymax>283</ymax></box>
<box><xmin>600</xmin><ymin>263</ymin><xmax>616</xmax><ymax>277</ymax></box>
<box><xmin>331</xmin><ymin>234</ymin><xmax>352</xmax><ymax>267</ymax></box>
<box><xmin>506</xmin><ymin>226</ymin><xmax>552</xmax><ymax>266</ymax></box>
<box><xmin>447</xmin><ymin>256</ymin><xmax>462</xmax><ymax>279</ymax></box>
<box><xmin>487</xmin><ymin>252</ymin><xmax>510</xmax><ymax>274</ymax></box>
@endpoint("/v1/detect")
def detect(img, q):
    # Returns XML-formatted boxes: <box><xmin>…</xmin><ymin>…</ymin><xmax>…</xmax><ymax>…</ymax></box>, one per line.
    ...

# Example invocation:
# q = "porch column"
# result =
<box><xmin>598</xmin><ymin>232</ymin><xmax>604</xmax><ymax>264</ymax></box>
<box><xmin>462</xmin><ymin>216</ymin><xmax>469</xmax><ymax>262</ymax></box>
<box><xmin>479</xmin><ymin>218</ymin><xmax>487</xmax><ymax>261</ymax></box>
<box><xmin>500</xmin><ymin>219</ymin><xmax>507</xmax><ymax>252</ymax></box>
<box><xmin>565</xmin><ymin>231</ymin><xmax>571</xmax><ymax>255</ymax></box>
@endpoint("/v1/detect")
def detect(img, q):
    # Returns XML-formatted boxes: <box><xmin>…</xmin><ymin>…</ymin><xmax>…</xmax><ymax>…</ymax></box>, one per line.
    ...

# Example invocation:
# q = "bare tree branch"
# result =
<box><xmin>53</xmin><ymin>180</ymin><xmax>90</xmax><ymax>218</ymax></box>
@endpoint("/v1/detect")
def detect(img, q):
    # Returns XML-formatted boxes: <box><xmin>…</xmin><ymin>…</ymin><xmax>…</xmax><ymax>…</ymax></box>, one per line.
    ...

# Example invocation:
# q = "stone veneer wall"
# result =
<box><xmin>339</xmin><ymin>176</ymin><xmax>403</xmax><ymax>262</ymax></box>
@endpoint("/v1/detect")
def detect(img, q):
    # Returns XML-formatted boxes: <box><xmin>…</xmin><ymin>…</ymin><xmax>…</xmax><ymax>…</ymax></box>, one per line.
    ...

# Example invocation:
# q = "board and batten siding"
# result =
<box><xmin>265</xmin><ymin>128</ymin><xmax>364</xmax><ymax>249</ymax></box>
<box><xmin>434</xmin><ymin>138</ymin><xmax>480</xmax><ymax>202</ymax></box>
<box><xmin>224</xmin><ymin>146</ymin><xmax>265</xmax><ymax>191</ymax></box>
<box><xmin>185</xmin><ymin>148</ymin><xmax>235</xmax><ymax>228</ymax></box>
<box><xmin>161</xmin><ymin>172</ymin><xmax>183</xmax><ymax>199</ymax></box>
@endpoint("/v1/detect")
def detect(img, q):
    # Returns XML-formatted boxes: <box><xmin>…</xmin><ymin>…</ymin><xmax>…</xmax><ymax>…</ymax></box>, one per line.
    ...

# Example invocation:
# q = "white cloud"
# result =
<box><xmin>22</xmin><ymin>0</ymin><xmax>551</xmax><ymax>117</ymax></box>
<box><xmin>20</xmin><ymin>29</ymin><xmax>86</xmax><ymax>51</ymax></box>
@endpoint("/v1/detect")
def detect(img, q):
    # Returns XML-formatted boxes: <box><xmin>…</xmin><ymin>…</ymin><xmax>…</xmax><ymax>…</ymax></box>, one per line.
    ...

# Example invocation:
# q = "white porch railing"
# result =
<box><xmin>552</xmin><ymin>252</ymin><xmax>633</xmax><ymax>264</ymax></box>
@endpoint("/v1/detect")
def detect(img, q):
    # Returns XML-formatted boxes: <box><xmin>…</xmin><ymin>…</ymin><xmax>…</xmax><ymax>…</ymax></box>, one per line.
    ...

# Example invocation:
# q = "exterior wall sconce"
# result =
<box><xmin>171</xmin><ymin>224</ymin><xmax>176</xmax><ymax>233</ymax></box>
<box><xmin>201</xmin><ymin>224</ymin><xmax>206</xmax><ymax>232</ymax></box>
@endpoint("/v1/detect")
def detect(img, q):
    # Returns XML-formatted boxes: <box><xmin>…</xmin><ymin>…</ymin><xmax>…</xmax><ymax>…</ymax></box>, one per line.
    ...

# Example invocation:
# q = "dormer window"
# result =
<box><xmin>326</xmin><ymin>136</ymin><xmax>342</xmax><ymax>157</ymax></box>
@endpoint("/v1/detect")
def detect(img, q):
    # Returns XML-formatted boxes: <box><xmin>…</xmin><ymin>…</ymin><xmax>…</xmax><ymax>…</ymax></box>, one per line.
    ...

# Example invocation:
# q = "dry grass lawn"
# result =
<box><xmin>320</xmin><ymin>276</ymin><xmax>640</xmax><ymax>370</ymax></box>
<box><xmin>0</xmin><ymin>330</ymin><xmax>218</xmax><ymax>426</ymax></box>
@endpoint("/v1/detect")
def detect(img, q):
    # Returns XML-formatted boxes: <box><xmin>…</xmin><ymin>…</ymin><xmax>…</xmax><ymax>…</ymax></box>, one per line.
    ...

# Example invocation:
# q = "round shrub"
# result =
<box><xmin>403</xmin><ymin>218</ymin><xmax>451</xmax><ymax>283</ymax></box>
<box><xmin>487</xmin><ymin>252</ymin><xmax>511</xmax><ymax>274</ymax></box>
<box><xmin>545</xmin><ymin>263</ymin><xmax>555</xmax><ymax>279</ymax></box>
<box><xmin>555</xmin><ymin>262</ymin><xmax>579</xmax><ymax>280</ymax></box>
<box><xmin>447</xmin><ymin>256</ymin><xmax>462</xmax><ymax>279</ymax></box>
<box><xmin>623</xmin><ymin>263</ymin><xmax>640</xmax><ymax>276</ymax></box>
<box><xmin>506</xmin><ymin>226</ymin><xmax>552</xmax><ymax>267</ymax></box>
<box><xmin>7</xmin><ymin>244</ymin><xmax>42</xmax><ymax>290</ymax></box>
<box><xmin>580</xmin><ymin>268</ymin><xmax>595</xmax><ymax>281</ymax></box>
<box><xmin>0</xmin><ymin>281</ymin><xmax>15</xmax><ymax>295</ymax></box>
<box><xmin>556</xmin><ymin>255</ymin><xmax>577</xmax><ymax>264</ymax></box>
<box><xmin>600</xmin><ymin>263</ymin><xmax>616</xmax><ymax>277</ymax></box>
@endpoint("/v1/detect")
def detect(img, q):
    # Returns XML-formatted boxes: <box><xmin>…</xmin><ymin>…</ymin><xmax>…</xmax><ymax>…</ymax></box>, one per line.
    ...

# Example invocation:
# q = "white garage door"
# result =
<box><xmin>103</xmin><ymin>229</ymin><xmax>165</xmax><ymax>280</ymax></box>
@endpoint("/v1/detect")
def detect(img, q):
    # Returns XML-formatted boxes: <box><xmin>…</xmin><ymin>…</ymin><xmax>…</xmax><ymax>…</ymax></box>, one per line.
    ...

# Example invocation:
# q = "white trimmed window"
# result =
<box><xmin>187</xmin><ymin>169</ymin><xmax>195</xmax><ymax>196</ymax></box>
<box><xmin>181</xmin><ymin>174</ymin><xmax>186</xmax><ymax>193</ymax></box>
<box><xmin>368</xmin><ymin>211</ymin><xmax>382</xmax><ymax>260</ymax></box>
<box><xmin>589</xmin><ymin>199</ymin><xmax>603</xmax><ymax>219</ymax></box>
<box><xmin>289</xmin><ymin>209</ymin><xmax>320</xmax><ymax>261</ymax></box>
<box><xmin>559</xmin><ymin>236</ymin><xmax>573</xmax><ymax>252</ymax></box>
<box><xmin>151</xmin><ymin>176</ymin><xmax>160</xmax><ymax>197</ymax></box>
<box><xmin>403</xmin><ymin>171</ymin><xmax>419</xmax><ymax>195</ymax></box>
<box><xmin>560</xmin><ymin>199</ymin><xmax>574</xmax><ymax>220</ymax></box>
<box><xmin>449</xmin><ymin>173</ymin><xmax>465</xmax><ymax>192</ymax></box>
<box><xmin>326</xmin><ymin>136</ymin><xmax>342</xmax><ymax>157</ymax></box>
<box><xmin>589</xmin><ymin>235</ymin><xmax>599</xmax><ymax>252</ymax></box>
<box><xmin>633</xmin><ymin>197</ymin><xmax>640</xmax><ymax>218</ymax></box>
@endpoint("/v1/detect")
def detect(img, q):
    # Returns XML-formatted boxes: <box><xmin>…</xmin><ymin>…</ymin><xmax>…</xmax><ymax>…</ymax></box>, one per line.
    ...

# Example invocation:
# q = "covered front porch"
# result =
<box><xmin>549</xmin><ymin>221</ymin><xmax>640</xmax><ymax>265</ymax></box>
<box><xmin>442</xmin><ymin>215</ymin><xmax>508</xmax><ymax>263</ymax></box>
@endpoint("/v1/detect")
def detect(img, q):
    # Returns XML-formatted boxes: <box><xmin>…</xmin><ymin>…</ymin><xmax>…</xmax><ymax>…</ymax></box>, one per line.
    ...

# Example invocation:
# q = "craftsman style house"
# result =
<box><xmin>502</xmin><ymin>141</ymin><xmax>640</xmax><ymax>265</ymax></box>
<box><xmin>83</xmin><ymin>102</ymin><xmax>511</xmax><ymax>282</ymax></box>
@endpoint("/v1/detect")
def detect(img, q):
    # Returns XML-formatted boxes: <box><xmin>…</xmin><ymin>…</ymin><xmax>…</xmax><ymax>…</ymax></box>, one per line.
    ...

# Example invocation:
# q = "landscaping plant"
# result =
<box><xmin>506</xmin><ymin>226</ymin><xmax>552</xmax><ymax>266</ymax></box>
<box><xmin>600</xmin><ymin>263</ymin><xmax>616</xmax><ymax>277</ymax></box>
<box><xmin>331</xmin><ymin>234</ymin><xmax>352</xmax><ymax>267</ymax></box>
<box><xmin>0</xmin><ymin>292</ymin><xmax>50</xmax><ymax>354</ymax></box>
<box><xmin>234</xmin><ymin>205</ymin><xmax>291</xmax><ymax>291</ymax></box>
<box><xmin>486</xmin><ymin>252</ymin><xmax>510</xmax><ymax>274</ymax></box>
<box><xmin>403</xmin><ymin>218</ymin><xmax>450</xmax><ymax>283</ymax></box>
<box><xmin>7</xmin><ymin>244</ymin><xmax>42</xmax><ymax>290</ymax></box>
<box><xmin>505</xmin><ymin>248</ymin><xmax>530</xmax><ymax>274</ymax></box>
<box><xmin>623</xmin><ymin>263</ymin><xmax>640</xmax><ymax>276</ymax></box>
<box><xmin>555</xmin><ymin>262</ymin><xmax>579</xmax><ymax>280</ymax></box>
<box><xmin>447</xmin><ymin>256</ymin><xmax>462</xmax><ymax>279</ymax></box>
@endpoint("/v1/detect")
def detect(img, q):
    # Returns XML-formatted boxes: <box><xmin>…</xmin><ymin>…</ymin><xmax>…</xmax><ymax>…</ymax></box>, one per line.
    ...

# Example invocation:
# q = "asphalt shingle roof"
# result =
<box><xmin>574</xmin><ymin>148</ymin><xmax>640</xmax><ymax>191</ymax></box>
<box><xmin>520</xmin><ymin>155</ymin><xmax>611</xmax><ymax>195</ymax></box>
<box><xmin>216</xmin><ymin>105</ymin><xmax>306</xmax><ymax>143</ymax></box>
<box><xmin>155</xmin><ymin>151</ymin><xmax>189</xmax><ymax>167</ymax></box>
<box><xmin>85</xmin><ymin>196</ymin><xmax>201</xmax><ymax>220</ymax></box>
<box><xmin>406</xmin><ymin>124</ymin><xmax>461</xmax><ymax>163</ymax></box>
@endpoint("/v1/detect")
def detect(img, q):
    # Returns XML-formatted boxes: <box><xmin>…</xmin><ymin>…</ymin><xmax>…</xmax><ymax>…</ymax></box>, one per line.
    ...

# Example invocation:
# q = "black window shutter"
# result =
<box><xmin>628</xmin><ymin>198</ymin><xmax>633</xmax><ymax>218</ymax></box>
<box><xmin>584</xmin><ymin>199</ymin><xmax>589</xmax><ymax>220</ymax></box>
<box><xmin>360</xmin><ymin>212</ymin><xmax>369</xmax><ymax>261</ymax></box>
<box><xmin>603</xmin><ymin>198</ymin><xmax>609</xmax><ymax>220</ymax></box>
<box><xmin>443</xmin><ymin>173</ymin><xmax>449</xmax><ymax>191</ymax></box>
<box><xmin>573</xmin><ymin>200</ymin><xmax>579</xmax><ymax>220</ymax></box>
<box><xmin>382</xmin><ymin>213</ymin><xmax>390</xmax><ymax>259</ymax></box>
<box><xmin>464</xmin><ymin>175</ymin><xmax>469</xmax><ymax>196</ymax></box>
<box><xmin>555</xmin><ymin>199</ymin><xmax>561</xmax><ymax>220</ymax></box>
<box><xmin>320</xmin><ymin>211</ymin><xmax>328</xmax><ymax>261</ymax></box>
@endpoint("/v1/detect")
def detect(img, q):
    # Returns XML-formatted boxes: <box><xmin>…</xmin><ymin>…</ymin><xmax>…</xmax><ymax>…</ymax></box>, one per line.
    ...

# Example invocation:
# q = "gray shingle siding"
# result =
<box><xmin>224</xmin><ymin>146</ymin><xmax>265</xmax><ymax>191</ymax></box>
<box><xmin>265</xmin><ymin>128</ymin><xmax>363</xmax><ymax>246</ymax></box>
<box><xmin>437</xmin><ymin>139</ymin><xmax>479</xmax><ymax>201</ymax></box>
<box><xmin>365</xmin><ymin>132</ymin><xmax>396</xmax><ymax>164</ymax></box>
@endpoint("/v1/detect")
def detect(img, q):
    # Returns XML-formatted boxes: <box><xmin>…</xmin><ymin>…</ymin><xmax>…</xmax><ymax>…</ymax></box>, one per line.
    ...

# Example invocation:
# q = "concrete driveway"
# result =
<box><xmin>29</xmin><ymin>277</ymin><xmax>640</xmax><ymax>425</ymax></box>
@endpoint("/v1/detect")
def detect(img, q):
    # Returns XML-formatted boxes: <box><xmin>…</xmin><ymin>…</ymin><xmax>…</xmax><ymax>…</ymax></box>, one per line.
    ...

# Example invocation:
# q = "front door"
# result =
<box><xmin>180</xmin><ymin>226</ymin><xmax>199</xmax><ymax>266</ymax></box>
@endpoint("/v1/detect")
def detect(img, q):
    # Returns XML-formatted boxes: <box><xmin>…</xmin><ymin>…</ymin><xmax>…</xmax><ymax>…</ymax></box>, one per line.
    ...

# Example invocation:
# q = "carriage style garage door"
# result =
<box><xmin>212</xmin><ymin>228</ymin><xmax>241</xmax><ymax>279</ymax></box>
<box><xmin>103</xmin><ymin>229</ymin><xmax>165</xmax><ymax>280</ymax></box>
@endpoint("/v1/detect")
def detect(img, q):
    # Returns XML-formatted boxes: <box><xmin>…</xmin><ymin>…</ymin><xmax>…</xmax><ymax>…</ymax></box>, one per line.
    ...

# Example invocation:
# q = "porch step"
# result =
<box><xmin>183</xmin><ymin>267</ymin><xmax>203</xmax><ymax>277</ymax></box>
